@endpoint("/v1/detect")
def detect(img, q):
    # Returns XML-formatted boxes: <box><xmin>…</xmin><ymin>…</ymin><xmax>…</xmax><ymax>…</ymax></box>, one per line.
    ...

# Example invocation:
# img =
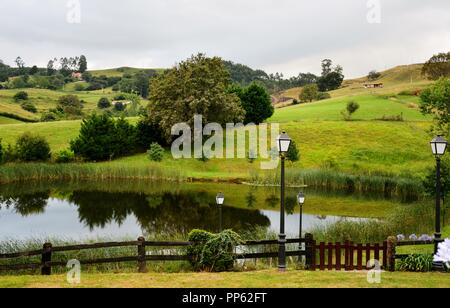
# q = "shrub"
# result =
<box><xmin>2</xmin><ymin>144</ymin><xmax>17</xmax><ymax>162</ymax></box>
<box><xmin>187</xmin><ymin>229</ymin><xmax>243</xmax><ymax>272</ymax></box>
<box><xmin>377</xmin><ymin>114</ymin><xmax>404</xmax><ymax>122</ymax></box>
<box><xmin>341</xmin><ymin>100</ymin><xmax>360</xmax><ymax>121</ymax></box>
<box><xmin>286</xmin><ymin>140</ymin><xmax>300</xmax><ymax>162</ymax></box>
<box><xmin>114</xmin><ymin>102</ymin><xmax>125</xmax><ymax>112</ymax></box>
<box><xmin>70</xmin><ymin>114</ymin><xmax>137</xmax><ymax>161</ymax></box>
<box><xmin>13</xmin><ymin>91</ymin><xmax>28</xmax><ymax>102</ymax></box>
<box><xmin>97</xmin><ymin>97</ymin><xmax>111</xmax><ymax>109</ymax></box>
<box><xmin>292</xmin><ymin>99</ymin><xmax>300</xmax><ymax>105</ymax></box>
<box><xmin>147</xmin><ymin>143</ymin><xmax>164</xmax><ymax>162</ymax></box>
<box><xmin>0</xmin><ymin>139</ymin><xmax>3</xmax><ymax>163</ymax></box>
<box><xmin>15</xmin><ymin>132</ymin><xmax>51</xmax><ymax>162</ymax></box>
<box><xmin>57</xmin><ymin>94</ymin><xmax>83</xmax><ymax>116</ymax></box>
<box><xmin>40</xmin><ymin>111</ymin><xmax>59</xmax><ymax>122</ymax></box>
<box><xmin>136</xmin><ymin>119</ymin><xmax>167</xmax><ymax>150</ymax></box>
<box><xmin>55</xmin><ymin>149</ymin><xmax>75</xmax><ymax>163</ymax></box>
<box><xmin>20</xmin><ymin>101</ymin><xmax>37</xmax><ymax>113</ymax></box>
<box><xmin>74</xmin><ymin>83</ymin><xmax>86</xmax><ymax>91</ymax></box>
<box><xmin>317</xmin><ymin>92</ymin><xmax>331</xmax><ymax>100</ymax></box>
<box><xmin>397</xmin><ymin>254</ymin><xmax>433</xmax><ymax>272</ymax></box>
<box><xmin>113</xmin><ymin>94</ymin><xmax>127</xmax><ymax>101</ymax></box>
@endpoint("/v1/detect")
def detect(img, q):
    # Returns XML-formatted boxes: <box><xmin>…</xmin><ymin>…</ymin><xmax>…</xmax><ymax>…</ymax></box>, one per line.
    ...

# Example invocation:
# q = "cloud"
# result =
<box><xmin>0</xmin><ymin>0</ymin><xmax>449</xmax><ymax>77</ymax></box>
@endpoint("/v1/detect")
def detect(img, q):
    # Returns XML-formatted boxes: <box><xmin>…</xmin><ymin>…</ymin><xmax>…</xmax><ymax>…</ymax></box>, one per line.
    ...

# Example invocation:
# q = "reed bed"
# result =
<box><xmin>0</xmin><ymin>162</ymin><xmax>186</xmax><ymax>184</ymax></box>
<box><xmin>250</xmin><ymin>169</ymin><xmax>423</xmax><ymax>202</ymax></box>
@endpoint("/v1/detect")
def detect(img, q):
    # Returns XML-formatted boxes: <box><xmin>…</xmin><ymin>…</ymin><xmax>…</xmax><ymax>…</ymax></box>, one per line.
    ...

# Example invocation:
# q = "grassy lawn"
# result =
<box><xmin>0</xmin><ymin>270</ymin><xmax>448</xmax><ymax>288</ymax></box>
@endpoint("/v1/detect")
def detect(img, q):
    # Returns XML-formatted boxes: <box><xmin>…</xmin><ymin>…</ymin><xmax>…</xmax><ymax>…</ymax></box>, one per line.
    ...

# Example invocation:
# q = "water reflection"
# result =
<box><xmin>0</xmin><ymin>180</ymin><xmax>387</xmax><ymax>240</ymax></box>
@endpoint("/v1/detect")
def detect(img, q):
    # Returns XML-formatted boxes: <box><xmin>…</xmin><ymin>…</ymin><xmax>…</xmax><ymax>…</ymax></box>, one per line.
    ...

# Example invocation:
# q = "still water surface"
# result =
<box><xmin>0</xmin><ymin>180</ymin><xmax>379</xmax><ymax>240</ymax></box>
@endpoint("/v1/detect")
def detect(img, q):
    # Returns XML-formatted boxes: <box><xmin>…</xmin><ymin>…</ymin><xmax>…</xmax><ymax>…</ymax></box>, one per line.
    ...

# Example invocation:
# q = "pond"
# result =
<box><xmin>0</xmin><ymin>180</ymin><xmax>395</xmax><ymax>241</ymax></box>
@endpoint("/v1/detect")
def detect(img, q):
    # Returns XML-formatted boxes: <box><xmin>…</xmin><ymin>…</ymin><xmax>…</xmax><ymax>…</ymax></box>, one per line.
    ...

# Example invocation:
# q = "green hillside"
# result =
<box><xmin>89</xmin><ymin>67</ymin><xmax>165</xmax><ymax>77</ymax></box>
<box><xmin>281</xmin><ymin>64</ymin><xmax>434</xmax><ymax>101</ymax></box>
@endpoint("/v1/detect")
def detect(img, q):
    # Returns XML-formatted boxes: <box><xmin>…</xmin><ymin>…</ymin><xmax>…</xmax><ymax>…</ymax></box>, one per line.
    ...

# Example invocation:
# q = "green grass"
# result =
<box><xmin>270</xmin><ymin>94</ymin><xmax>429</xmax><ymax>122</ymax></box>
<box><xmin>0</xmin><ymin>116</ymin><xmax>22</xmax><ymax>125</ymax></box>
<box><xmin>89</xmin><ymin>67</ymin><xmax>165</xmax><ymax>77</ymax></box>
<box><xmin>0</xmin><ymin>88</ymin><xmax>146</xmax><ymax>120</ymax></box>
<box><xmin>0</xmin><ymin>270</ymin><xmax>448</xmax><ymax>288</ymax></box>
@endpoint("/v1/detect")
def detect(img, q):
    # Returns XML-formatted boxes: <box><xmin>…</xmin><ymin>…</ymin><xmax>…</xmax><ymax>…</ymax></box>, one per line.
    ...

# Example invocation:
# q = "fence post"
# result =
<box><xmin>41</xmin><ymin>242</ymin><xmax>52</xmax><ymax>276</ymax></box>
<box><xmin>386</xmin><ymin>236</ymin><xmax>396</xmax><ymax>272</ymax></box>
<box><xmin>138</xmin><ymin>237</ymin><xmax>148</xmax><ymax>273</ymax></box>
<box><xmin>305</xmin><ymin>233</ymin><xmax>315</xmax><ymax>270</ymax></box>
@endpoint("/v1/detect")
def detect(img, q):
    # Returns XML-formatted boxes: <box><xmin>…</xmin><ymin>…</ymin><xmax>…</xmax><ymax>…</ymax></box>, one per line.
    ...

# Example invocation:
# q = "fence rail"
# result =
<box><xmin>0</xmin><ymin>235</ymin><xmax>441</xmax><ymax>275</ymax></box>
<box><xmin>0</xmin><ymin>237</ymin><xmax>305</xmax><ymax>275</ymax></box>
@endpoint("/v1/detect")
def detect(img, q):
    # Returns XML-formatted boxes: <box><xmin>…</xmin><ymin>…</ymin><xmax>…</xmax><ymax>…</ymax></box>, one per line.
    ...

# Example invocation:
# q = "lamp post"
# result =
<box><xmin>430</xmin><ymin>136</ymin><xmax>448</xmax><ymax>253</ymax></box>
<box><xmin>297</xmin><ymin>192</ymin><xmax>305</xmax><ymax>242</ymax></box>
<box><xmin>216</xmin><ymin>192</ymin><xmax>225</xmax><ymax>232</ymax></box>
<box><xmin>277</xmin><ymin>132</ymin><xmax>292</xmax><ymax>272</ymax></box>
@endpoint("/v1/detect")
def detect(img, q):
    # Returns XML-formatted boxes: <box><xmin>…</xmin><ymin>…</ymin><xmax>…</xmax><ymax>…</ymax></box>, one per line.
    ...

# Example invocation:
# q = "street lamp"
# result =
<box><xmin>297</xmin><ymin>192</ymin><xmax>305</xmax><ymax>262</ymax></box>
<box><xmin>216</xmin><ymin>192</ymin><xmax>225</xmax><ymax>232</ymax></box>
<box><xmin>430</xmin><ymin>136</ymin><xmax>448</xmax><ymax>253</ymax></box>
<box><xmin>277</xmin><ymin>132</ymin><xmax>291</xmax><ymax>272</ymax></box>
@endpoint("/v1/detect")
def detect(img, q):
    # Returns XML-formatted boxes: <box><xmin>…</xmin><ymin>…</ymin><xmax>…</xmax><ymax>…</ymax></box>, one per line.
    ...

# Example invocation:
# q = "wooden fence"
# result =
<box><xmin>304</xmin><ymin>234</ymin><xmax>392</xmax><ymax>271</ymax></box>
<box><xmin>0</xmin><ymin>234</ymin><xmax>440</xmax><ymax>275</ymax></box>
<box><xmin>0</xmin><ymin>237</ymin><xmax>305</xmax><ymax>275</ymax></box>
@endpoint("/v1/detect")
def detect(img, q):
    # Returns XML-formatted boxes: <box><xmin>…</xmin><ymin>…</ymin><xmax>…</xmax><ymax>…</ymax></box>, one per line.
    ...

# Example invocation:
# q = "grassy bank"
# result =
<box><xmin>0</xmin><ymin>270</ymin><xmax>448</xmax><ymax>288</ymax></box>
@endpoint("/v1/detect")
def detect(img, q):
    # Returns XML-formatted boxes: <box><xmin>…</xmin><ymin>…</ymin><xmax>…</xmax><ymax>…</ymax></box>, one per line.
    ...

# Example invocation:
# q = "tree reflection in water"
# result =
<box><xmin>1</xmin><ymin>189</ymin><xmax>271</xmax><ymax>235</ymax></box>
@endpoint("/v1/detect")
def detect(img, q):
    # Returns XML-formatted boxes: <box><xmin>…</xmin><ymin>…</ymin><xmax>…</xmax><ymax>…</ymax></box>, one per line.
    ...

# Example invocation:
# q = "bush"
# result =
<box><xmin>317</xmin><ymin>92</ymin><xmax>331</xmax><ymax>100</ymax></box>
<box><xmin>377</xmin><ymin>113</ymin><xmax>404</xmax><ymax>122</ymax></box>
<box><xmin>2</xmin><ymin>144</ymin><xmax>17</xmax><ymax>162</ymax></box>
<box><xmin>187</xmin><ymin>229</ymin><xmax>243</xmax><ymax>272</ymax></box>
<box><xmin>286</xmin><ymin>140</ymin><xmax>300</xmax><ymax>162</ymax></box>
<box><xmin>292</xmin><ymin>99</ymin><xmax>300</xmax><ymax>105</ymax></box>
<box><xmin>40</xmin><ymin>111</ymin><xmax>59</xmax><ymax>122</ymax></box>
<box><xmin>0</xmin><ymin>139</ymin><xmax>3</xmax><ymax>163</ymax></box>
<box><xmin>341</xmin><ymin>100</ymin><xmax>360</xmax><ymax>121</ymax></box>
<box><xmin>13</xmin><ymin>91</ymin><xmax>28</xmax><ymax>102</ymax></box>
<box><xmin>55</xmin><ymin>149</ymin><xmax>75</xmax><ymax>163</ymax></box>
<box><xmin>74</xmin><ymin>83</ymin><xmax>86</xmax><ymax>91</ymax></box>
<box><xmin>113</xmin><ymin>94</ymin><xmax>127</xmax><ymax>101</ymax></box>
<box><xmin>15</xmin><ymin>132</ymin><xmax>51</xmax><ymax>162</ymax></box>
<box><xmin>397</xmin><ymin>254</ymin><xmax>433</xmax><ymax>272</ymax></box>
<box><xmin>147</xmin><ymin>143</ymin><xmax>164</xmax><ymax>162</ymax></box>
<box><xmin>97</xmin><ymin>97</ymin><xmax>111</xmax><ymax>109</ymax></box>
<box><xmin>20</xmin><ymin>101</ymin><xmax>37</xmax><ymax>113</ymax></box>
<box><xmin>70</xmin><ymin>114</ymin><xmax>137</xmax><ymax>161</ymax></box>
<box><xmin>136</xmin><ymin>119</ymin><xmax>167</xmax><ymax>150</ymax></box>
<box><xmin>114</xmin><ymin>102</ymin><xmax>125</xmax><ymax>112</ymax></box>
<box><xmin>57</xmin><ymin>94</ymin><xmax>83</xmax><ymax>116</ymax></box>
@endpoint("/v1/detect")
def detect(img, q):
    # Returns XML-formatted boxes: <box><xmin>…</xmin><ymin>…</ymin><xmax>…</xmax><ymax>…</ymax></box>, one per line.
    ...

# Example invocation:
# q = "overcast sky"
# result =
<box><xmin>1</xmin><ymin>0</ymin><xmax>449</xmax><ymax>78</ymax></box>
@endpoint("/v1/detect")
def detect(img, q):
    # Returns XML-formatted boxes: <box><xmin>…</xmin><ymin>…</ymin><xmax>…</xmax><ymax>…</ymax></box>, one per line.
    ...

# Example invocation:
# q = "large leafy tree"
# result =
<box><xmin>232</xmin><ymin>83</ymin><xmax>273</xmax><ymax>124</ymax></box>
<box><xmin>148</xmin><ymin>53</ymin><xmax>245</xmax><ymax>140</ymax></box>
<box><xmin>317</xmin><ymin>59</ymin><xmax>344</xmax><ymax>92</ymax></box>
<box><xmin>299</xmin><ymin>84</ymin><xmax>319</xmax><ymax>102</ymax></box>
<box><xmin>422</xmin><ymin>52</ymin><xmax>450</xmax><ymax>80</ymax></box>
<box><xmin>420</xmin><ymin>78</ymin><xmax>450</xmax><ymax>134</ymax></box>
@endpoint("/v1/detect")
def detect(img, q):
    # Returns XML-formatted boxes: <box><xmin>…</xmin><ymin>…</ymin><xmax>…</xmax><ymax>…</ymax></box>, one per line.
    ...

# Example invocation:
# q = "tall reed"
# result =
<box><xmin>250</xmin><ymin>169</ymin><xmax>423</xmax><ymax>202</ymax></box>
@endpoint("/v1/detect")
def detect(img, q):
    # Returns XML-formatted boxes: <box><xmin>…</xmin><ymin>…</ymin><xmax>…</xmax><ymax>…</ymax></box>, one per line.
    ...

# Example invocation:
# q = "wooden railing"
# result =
<box><xmin>0</xmin><ymin>237</ymin><xmax>305</xmax><ymax>275</ymax></box>
<box><xmin>304</xmin><ymin>234</ymin><xmax>391</xmax><ymax>271</ymax></box>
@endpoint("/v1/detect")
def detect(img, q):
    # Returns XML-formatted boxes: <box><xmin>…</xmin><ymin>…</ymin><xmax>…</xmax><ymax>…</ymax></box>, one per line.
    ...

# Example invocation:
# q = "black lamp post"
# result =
<box><xmin>277</xmin><ymin>132</ymin><xmax>292</xmax><ymax>272</ymax></box>
<box><xmin>430</xmin><ymin>136</ymin><xmax>448</xmax><ymax>253</ymax></box>
<box><xmin>297</xmin><ymin>192</ymin><xmax>305</xmax><ymax>241</ymax></box>
<box><xmin>216</xmin><ymin>192</ymin><xmax>225</xmax><ymax>232</ymax></box>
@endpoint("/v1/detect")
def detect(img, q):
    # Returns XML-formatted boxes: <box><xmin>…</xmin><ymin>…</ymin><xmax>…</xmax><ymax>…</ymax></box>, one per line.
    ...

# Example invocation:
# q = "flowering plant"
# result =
<box><xmin>434</xmin><ymin>239</ymin><xmax>450</xmax><ymax>270</ymax></box>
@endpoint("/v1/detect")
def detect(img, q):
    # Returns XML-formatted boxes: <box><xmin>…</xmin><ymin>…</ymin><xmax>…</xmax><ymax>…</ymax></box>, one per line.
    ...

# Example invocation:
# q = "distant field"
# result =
<box><xmin>281</xmin><ymin>64</ymin><xmax>435</xmax><ymax>101</ymax></box>
<box><xmin>89</xmin><ymin>67</ymin><xmax>165</xmax><ymax>77</ymax></box>
<box><xmin>0</xmin><ymin>87</ymin><xmax>146</xmax><ymax>121</ymax></box>
<box><xmin>270</xmin><ymin>94</ymin><xmax>429</xmax><ymax>122</ymax></box>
